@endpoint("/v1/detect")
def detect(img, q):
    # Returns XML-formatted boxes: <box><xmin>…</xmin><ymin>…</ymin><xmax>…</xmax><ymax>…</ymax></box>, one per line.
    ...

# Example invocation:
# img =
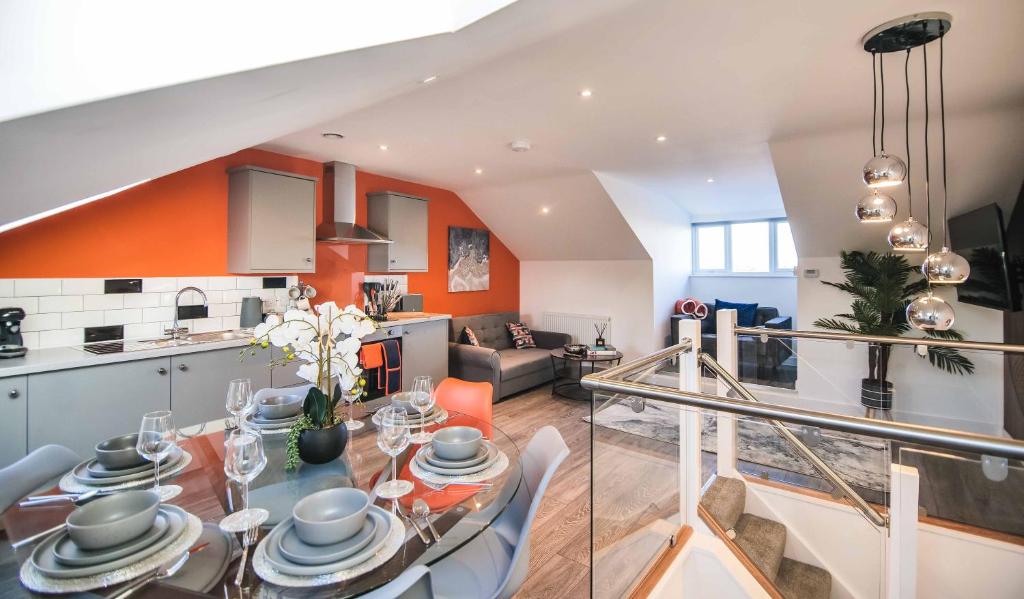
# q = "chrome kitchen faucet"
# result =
<box><xmin>166</xmin><ymin>286</ymin><xmax>208</xmax><ymax>339</ymax></box>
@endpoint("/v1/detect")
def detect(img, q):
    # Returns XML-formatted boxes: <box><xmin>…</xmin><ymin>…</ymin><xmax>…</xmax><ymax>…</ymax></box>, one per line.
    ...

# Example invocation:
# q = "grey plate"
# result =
<box><xmin>245</xmin><ymin>415</ymin><xmax>298</xmax><ymax>429</ymax></box>
<box><xmin>372</xmin><ymin>406</ymin><xmax>446</xmax><ymax>427</ymax></box>
<box><xmin>164</xmin><ymin>523</ymin><xmax>237</xmax><ymax>594</ymax></box>
<box><xmin>31</xmin><ymin>505</ymin><xmax>186</xmax><ymax>579</ymax></box>
<box><xmin>262</xmin><ymin>506</ymin><xmax>390</xmax><ymax>576</ymax></box>
<box><xmin>85</xmin><ymin>453</ymin><xmax>171</xmax><ymax>479</ymax></box>
<box><xmin>422</xmin><ymin>445</ymin><xmax>489</xmax><ymax>469</ymax></box>
<box><xmin>415</xmin><ymin>441</ymin><xmax>497</xmax><ymax>476</ymax></box>
<box><xmin>72</xmin><ymin>448</ymin><xmax>182</xmax><ymax>485</ymax></box>
<box><xmin>252</xmin><ymin>414</ymin><xmax>299</xmax><ymax>426</ymax></box>
<box><xmin>53</xmin><ymin>513</ymin><xmax>169</xmax><ymax>567</ymax></box>
<box><xmin>277</xmin><ymin>512</ymin><xmax>378</xmax><ymax>566</ymax></box>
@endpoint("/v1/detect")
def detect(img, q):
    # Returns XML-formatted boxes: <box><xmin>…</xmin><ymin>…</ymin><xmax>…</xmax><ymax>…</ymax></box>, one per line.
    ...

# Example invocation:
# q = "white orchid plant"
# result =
<box><xmin>245</xmin><ymin>302</ymin><xmax>376</xmax><ymax>431</ymax></box>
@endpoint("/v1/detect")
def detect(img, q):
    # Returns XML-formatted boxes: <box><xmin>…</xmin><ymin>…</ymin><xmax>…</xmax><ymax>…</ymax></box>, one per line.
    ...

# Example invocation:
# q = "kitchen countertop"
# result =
<box><xmin>0</xmin><ymin>313</ymin><xmax>450</xmax><ymax>378</ymax></box>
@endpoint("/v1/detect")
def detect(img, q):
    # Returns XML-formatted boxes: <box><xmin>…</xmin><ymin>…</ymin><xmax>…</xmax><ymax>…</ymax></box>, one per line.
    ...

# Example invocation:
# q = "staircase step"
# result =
<box><xmin>701</xmin><ymin>476</ymin><xmax>746</xmax><ymax>531</ymax></box>
<box><xmin>775</xmin><ymin>557</ymin><xmax>832</xmax><ymax>599</ymax></box>
<box><xmin>733</xmin><ymin>513</ymin><xmax>787</xmax><ymax>582</ymax></box>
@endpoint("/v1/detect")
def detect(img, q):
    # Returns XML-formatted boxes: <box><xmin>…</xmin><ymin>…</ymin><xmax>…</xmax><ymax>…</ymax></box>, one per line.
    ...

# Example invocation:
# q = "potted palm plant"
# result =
<box><xmin>245</xmin><ymin>302</ymin><xmax>376</xmax><ymax>469</ymax></box>
<box><xmin>814</xmin><ymin>251</ymin><xmax>974</xmax><ymax>410</ymax></box>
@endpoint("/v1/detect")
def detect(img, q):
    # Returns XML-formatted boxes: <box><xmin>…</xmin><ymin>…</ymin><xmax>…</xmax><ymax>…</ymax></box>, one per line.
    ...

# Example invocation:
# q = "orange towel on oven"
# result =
<box><xmin>360</xmin><ymin>342</ymin><xmax>384</xmax><ymax>369</ymax></box>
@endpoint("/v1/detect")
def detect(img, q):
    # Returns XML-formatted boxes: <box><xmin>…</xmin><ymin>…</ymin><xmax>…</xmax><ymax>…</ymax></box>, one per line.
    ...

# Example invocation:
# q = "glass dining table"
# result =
<box><xmin>1</xmin><ymin>408</ymin><xmax>525</xmax><ymax>597</ymax></box>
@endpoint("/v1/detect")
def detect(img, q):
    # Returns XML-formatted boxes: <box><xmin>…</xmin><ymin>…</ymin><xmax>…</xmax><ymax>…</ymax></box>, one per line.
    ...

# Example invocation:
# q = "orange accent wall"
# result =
<box><xmin>0</xmin><ymin>149</ymin><xmax>519</xmax><ymax>317</ymax></box>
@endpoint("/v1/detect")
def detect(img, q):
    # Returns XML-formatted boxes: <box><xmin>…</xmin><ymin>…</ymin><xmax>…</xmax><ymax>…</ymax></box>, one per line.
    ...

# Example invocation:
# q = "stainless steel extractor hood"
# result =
<box><xmin>317</xmin><ymin>162</ymin><xmax>392</xmax><ymax>244</ymax></box>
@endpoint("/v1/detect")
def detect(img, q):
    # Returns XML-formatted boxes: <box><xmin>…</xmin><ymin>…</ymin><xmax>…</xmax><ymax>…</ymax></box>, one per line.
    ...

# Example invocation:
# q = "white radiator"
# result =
<box><xmin>541</xmin><ymin>312</ymin><xmax>612</xmax><ymax>346</ymax></box>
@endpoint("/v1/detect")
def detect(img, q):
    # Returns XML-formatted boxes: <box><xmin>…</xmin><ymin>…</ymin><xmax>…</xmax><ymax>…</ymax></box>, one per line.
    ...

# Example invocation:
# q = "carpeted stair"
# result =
<box><xmin>701</xmin><ymin>476</ymin><xmax>832</xmax><ymax>599</ymax></box>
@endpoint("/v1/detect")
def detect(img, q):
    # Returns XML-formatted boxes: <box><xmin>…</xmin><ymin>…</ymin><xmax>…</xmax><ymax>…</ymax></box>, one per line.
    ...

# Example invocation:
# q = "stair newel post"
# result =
<box><xmin>886</xmin><ymin>464</ymin><xmax>919</xmax><ymax>599</ymax></box>
<box><xmin>716</xmin><ymin>308</ymin><xmax>740</xmax><ymax>477</ymax></box>
<box><xmin>678</xmin><ymin>317</ymin><xmax>703</xmax><ymax>527</ymax></box>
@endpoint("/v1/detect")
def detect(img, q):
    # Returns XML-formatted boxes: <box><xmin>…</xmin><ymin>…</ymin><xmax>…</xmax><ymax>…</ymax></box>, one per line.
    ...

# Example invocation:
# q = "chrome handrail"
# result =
<box><xmin>734</xmin><ymin>326</ymin><xmax>1024</xmax><ymax>354</ymax></box>
<box><xmin>700</xmin><ymin>353</ymin><xmax>886</xmax><ymax>527</ymax></box>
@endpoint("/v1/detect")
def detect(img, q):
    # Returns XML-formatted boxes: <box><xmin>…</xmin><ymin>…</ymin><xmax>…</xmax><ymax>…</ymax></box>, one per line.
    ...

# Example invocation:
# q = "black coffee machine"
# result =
<box><xmin>0</xmin><ymin>307</ymin><xmax>28</xmax><ymax>358</ymax></box>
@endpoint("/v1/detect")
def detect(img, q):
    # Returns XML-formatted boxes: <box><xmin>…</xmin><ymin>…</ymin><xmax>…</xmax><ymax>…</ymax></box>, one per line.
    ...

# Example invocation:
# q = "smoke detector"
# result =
<box><xmin>509</xmin><ymin>140</ymin><xmax>532</xmax><ymax>152</ymax></box>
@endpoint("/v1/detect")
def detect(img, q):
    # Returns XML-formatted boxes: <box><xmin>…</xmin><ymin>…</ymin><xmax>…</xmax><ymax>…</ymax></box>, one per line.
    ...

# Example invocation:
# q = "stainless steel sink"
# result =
<box><xmin>80</xmin><ymin>330</ymin><xmax>253</xmax><ymax>354</ymax></box>
<box><xmin>182</xmin><ymin>330</ymin><xmax>253</xmax><ymax>343</ymax></box>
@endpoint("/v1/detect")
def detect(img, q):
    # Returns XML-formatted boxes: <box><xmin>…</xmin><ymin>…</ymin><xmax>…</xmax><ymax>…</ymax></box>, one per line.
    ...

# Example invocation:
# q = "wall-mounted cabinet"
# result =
<box><xmin>367</xmin><ymin>192</ymin><xmax>429</xmax><ymax>273</ymax></box>
<box><xmin>228</xmin><ymin>166</ymin><xmax>318</xmax><ymax>274</ymax></box>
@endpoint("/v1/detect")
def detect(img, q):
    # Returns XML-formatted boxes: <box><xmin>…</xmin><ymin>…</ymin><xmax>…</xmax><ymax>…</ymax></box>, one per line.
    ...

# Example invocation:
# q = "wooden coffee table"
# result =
<box><xmin>549</xmin><ymin>348</ymin><xmax>624</xmax><ymax>401</ymax></box>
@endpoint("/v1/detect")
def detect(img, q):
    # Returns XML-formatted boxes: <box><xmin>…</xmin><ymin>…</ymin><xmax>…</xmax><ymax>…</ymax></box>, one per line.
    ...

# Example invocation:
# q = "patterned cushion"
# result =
<box><xmin>505</xmin><ymin>321</ymin><xmax>536</xmax><ymax>349</ymax></box>
<box><xmin>461</xmin><ymin>326</ymin><xmax>480</xmax><ymax>347</ymax></box>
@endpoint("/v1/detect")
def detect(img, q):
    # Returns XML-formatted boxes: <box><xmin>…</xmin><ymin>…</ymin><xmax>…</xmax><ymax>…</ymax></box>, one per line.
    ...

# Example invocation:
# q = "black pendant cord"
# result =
<box><xmin>872</xmin><ymin>53</ymin><xmax>878</xmax><ymax>157</ymax></box>
<box><xmin>940</xmin><ymin>32</ymin><xmax>949</xmax><ymax>248</ymax></box>
<box><xmin>880</xmin><ymin>53</ymin><xmax>886</xmax><ymax>153</ymax></box>
<box><xmin>904</xmin><ymin>49</ymin><xmax>912</xmax><ymax>218</ymax></box>
<box><xmin>923</xmin><ymin>40</ymin><xmax>932</xmax><ymax>251</ymax></box>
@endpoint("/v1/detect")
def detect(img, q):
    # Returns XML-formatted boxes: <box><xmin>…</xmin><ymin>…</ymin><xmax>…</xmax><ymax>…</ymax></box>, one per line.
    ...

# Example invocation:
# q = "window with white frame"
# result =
<box><xmin>693</xmin><ymin>219</ymin><xmax>796</xmax><ymax>274</ymax></box>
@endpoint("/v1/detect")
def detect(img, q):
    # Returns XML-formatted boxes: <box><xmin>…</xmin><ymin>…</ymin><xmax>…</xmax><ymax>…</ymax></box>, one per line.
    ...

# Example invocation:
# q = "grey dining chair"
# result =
<box><xmin>0</xmin><ymin>445</ymin><xmax>82</xmax><ymax>514</ymax></box>
<box><xmin>428</xmin><ymin>425</ymin><xmax>570</xmax><ymax>599</ymax></box>
<box><xmin>360</xmin><ymin>565</ymin><xmax>433</xmax><ymax>599</ymax></box>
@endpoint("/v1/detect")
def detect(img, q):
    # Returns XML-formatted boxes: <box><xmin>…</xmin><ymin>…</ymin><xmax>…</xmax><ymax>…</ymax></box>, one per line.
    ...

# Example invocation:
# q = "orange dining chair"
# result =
<box><xmin>434</xmin><ymin>378</ymin><xmax>493</xmax><ymax>437</ymax></box>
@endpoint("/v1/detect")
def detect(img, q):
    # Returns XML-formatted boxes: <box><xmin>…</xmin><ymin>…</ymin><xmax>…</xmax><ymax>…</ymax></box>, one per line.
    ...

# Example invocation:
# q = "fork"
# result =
<box><xmin>234</xmin><ymin>523</ymin><xmax>258</xmax><ymax>586</ymax></box>
<box><xmin>422</xmin><ymin>480</ymin><xmax>493</xmax><ymax>491</ymax></box>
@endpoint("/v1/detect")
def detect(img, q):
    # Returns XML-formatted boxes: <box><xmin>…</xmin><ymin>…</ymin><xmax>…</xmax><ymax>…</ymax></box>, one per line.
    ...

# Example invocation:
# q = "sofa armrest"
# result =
<box><xmin>531</xmin><ymin>329</ymin><xmax>572</xmax><ymax>349</ymax></box>
<box><xmin>765</xmin><ymin>316</ymin><xmax>792</xmax><ymax>330</ymax></box>
<box><xmin>448</xmin><ymin>342</ymin><xmax>499</xmax><ymax>370</ymax></box>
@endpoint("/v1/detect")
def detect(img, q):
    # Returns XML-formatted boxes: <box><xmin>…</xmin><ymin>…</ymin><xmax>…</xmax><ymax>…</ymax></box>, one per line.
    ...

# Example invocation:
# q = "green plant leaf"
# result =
<box><xmin>303</xmin><ymin>387</ymin><xmax>328</xmax><ymax>428</ymax></box>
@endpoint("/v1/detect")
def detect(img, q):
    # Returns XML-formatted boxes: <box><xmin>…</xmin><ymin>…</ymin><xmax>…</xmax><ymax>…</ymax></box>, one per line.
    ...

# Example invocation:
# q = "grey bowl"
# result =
<box><xmin>292</xmin><ymin>488</ymin><xmax>370</xmax><ymax>546</ymax></box>
<box><xmin>66</xmin><ymin>490</ymin><xmax>160</xmax><ymax>550</ymax></box>
<box><xmin>432</xmin><ymin>426</ymin><xmax>483</xmax><ymax>461</ymax></box>
<box><xmin>94</xmin><ymin>433</ymin><xmax>146</xmax><ymax>470</ymax></box>
<box><xmin>258</xmin><ymin>394</ymin><xmax>303</xmax><ymax>420</ymax></box>
<box><xmin>390</xmin><ymin>392</ymin><xmax>422</xmax><ymax>415</ymax></box>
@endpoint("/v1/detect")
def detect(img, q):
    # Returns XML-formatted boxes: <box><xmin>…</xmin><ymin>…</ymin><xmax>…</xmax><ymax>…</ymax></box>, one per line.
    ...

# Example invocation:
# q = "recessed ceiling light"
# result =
<box><xmin>655</xmin><ymin>135</ymin><xmax>668</xmax><ymax>143</ymax></box>
<box><xmin>579</xmin><ymin>89</ymin><xmax>593</xmax><ymax>98</ymax></box>
<box><xmin>379</xmin><ymin>144</ymin><xmax>389</xmax><ymax>151</ymax></box>
<box><xmin>474</xmin><ymin>167</ymin><xmax>484</xmax><ymax>175</ymax></box>
<box><xmin>321</xmin><ymin>132</ymin><xmax>344</xmax><ymax>140</ymax></box>
<box><xmin>421</xmin><ymin>75</ymin><xmax>438</xmax><ymax>84</ymax></box>
<box><xmin>706</xmin><ymin>178</ymin><xmax>715</xmax><ymax>183</ymax></box>
<box><xmin>509</xmin><ymin>140</ymin><xmax>532</xmax><ymax>152</ymax></box>
<box><xmin>541</xmin><ymin>206</ymin><xmax>550</xmax><ymax>214</ymax></box>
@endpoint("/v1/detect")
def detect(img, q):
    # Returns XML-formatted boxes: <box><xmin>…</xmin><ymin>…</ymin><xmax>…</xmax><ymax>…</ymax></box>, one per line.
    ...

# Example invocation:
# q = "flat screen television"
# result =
<box><xmin>948</xmin><ymin>203</ymin><xmax>1019</xmax><ymax>311</ymax></box>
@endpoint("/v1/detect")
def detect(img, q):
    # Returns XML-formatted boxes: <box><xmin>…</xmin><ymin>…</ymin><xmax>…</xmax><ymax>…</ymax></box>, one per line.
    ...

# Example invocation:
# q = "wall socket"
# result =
<box><xmin>803</xmin><ymin>268</ymin><xmax>820</xmax><ymax>278</ymax></box>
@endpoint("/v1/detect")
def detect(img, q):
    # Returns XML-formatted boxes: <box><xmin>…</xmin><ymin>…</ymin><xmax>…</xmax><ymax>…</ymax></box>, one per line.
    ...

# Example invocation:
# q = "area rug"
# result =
<box><xmin>589</xmin><ymin>397</ymin><xmax>889</xmax><ymax>492</ymax></box>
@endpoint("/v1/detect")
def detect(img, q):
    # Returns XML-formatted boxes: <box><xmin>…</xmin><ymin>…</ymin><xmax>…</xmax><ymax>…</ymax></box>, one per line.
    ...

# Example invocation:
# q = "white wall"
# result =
<box><xmin>519</xmin><ymin>260</ymin><xmax>654</xmax><ymax>359</ymax></box>
<box><xmin>918</xmin><ymin>522</ymin><xmax>1024</xmax><ymax>599</ymax></box>
<box><xmin>796</xmin><ymin>256</ymin><xmax>1005</xmax><ymax>434</ymax></box>
<box><xmin>689</xmin><ymin>276</ymin><xmax>798</xmax><ymax>325</ymax></box>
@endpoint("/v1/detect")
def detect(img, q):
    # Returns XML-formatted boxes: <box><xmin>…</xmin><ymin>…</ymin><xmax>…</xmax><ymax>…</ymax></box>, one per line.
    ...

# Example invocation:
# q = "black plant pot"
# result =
<box><xmin>298</xmin><ymin>423</ymin><xmax>349</xmax><ymax>465</ymax></box>
<box><xmin>860</xmin><ymin>378</ymin><xmax>894</xmax><ymax>410</ymax></box>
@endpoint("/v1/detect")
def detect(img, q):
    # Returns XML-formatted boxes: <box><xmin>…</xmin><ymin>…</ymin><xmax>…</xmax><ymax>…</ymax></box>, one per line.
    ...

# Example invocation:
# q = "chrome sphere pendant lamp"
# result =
<box><xmin>922</xmin><ymin>32</ymin><xmax>970</xmax><ymax>285</ymax></box>
<box><xmin>862</xmin><ymin>53</ymin><xmax>908</xmax><ymax>189</ymax></box>
<box><xmin>856</xmin><ymin>54</ymin><xmax>898</xmax><ymax>222</ymax></box>
<box><xmin>907</xmin><ymin>290</ymin><xmax>955</xmax><ymax>331</ymax></box>
<box><xmin>888</xmin><ymin>48</ymin><xmax>928</xmax><ymax>252</ymax></box>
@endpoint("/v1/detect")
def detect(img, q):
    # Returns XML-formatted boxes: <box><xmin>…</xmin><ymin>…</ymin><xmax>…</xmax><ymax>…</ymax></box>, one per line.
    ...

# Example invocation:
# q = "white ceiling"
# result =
<box><xmin>2</xmin><ymin>0</ymin><xmax>1022</xmax><ymax>262</ymax></box>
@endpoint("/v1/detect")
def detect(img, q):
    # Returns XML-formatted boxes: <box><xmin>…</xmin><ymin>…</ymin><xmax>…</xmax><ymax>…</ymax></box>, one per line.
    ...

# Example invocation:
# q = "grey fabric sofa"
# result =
<box><xmin>448</xmin><ymin>312</ymin><xmax>571</xmax><ymax>402</ymax></box>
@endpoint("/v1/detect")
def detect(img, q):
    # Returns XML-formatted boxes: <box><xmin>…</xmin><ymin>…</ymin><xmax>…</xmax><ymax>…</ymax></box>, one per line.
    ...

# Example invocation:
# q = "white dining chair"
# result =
<box><xmin>428</xmin><ymin>425</ymin><xmax>570</xmax><ymax>599</ymax></box>
<box><xmin>359</xmin><ymin>565</ymin><xmax>433</xmax><ymax>598</ymax></box>
<box><xmin>0</xmin><ymin>444</ymin><xmax>82</xmax><ymax>514</ymax></box>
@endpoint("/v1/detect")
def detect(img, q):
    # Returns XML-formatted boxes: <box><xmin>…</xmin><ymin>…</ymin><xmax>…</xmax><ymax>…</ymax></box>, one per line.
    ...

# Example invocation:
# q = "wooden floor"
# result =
<box><xmin>495</xmin><ymin>385</ymin><xmax>679</xmax><ymax>599</ymax></box>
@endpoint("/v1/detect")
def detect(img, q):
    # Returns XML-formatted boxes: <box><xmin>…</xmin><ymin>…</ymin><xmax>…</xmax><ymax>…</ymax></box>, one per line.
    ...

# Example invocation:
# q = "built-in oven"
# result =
<box><xmin>359</xmin><ymin>325</ymin><xmax>402</xmax><ymax>406</ymax></box>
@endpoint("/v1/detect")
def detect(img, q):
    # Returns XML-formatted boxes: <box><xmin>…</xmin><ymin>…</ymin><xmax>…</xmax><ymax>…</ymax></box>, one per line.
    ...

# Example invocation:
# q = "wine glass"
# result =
<box><xmin>136</xmin><ymin>410</ymin><xmax>181</xmax><ymax>501</ymax></box>
<box><xmin>375</xmin><ymin>406</ymin><xmax>414</xmax><ymax>500</ymax></box>
<box><xmin>408</xmin><ymin>375</ymin><xmax>435</xmax><ymax>444</ymax></box>
<box><xmin>339</xmin><ymin>376</ymin><xmax>365</xmax><ymax>431</ymax></box>
<box><xmin>226</xmin><ymin>378</ymin><xmax>254</xmax><ymax>429</ymax></box>
<box><xmin>219</xmin><ymin>429</ymin><xmax>269</xmax><ymax>533</ymax></box>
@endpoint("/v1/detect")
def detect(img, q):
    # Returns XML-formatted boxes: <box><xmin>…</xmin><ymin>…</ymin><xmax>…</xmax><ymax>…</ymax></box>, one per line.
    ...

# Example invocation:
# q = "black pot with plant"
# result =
<box><xmin>814</xmin><ymin>251</ymin><xmax>975</xmax><ymax>410</ymax></box>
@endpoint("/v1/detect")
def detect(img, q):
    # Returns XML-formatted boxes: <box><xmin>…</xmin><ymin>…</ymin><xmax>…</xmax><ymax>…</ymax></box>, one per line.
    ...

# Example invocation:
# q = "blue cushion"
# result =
<box><xmin>715</xmin><ymin>299</ymin><xmax>759</xmax><ymax>327</ymax></box>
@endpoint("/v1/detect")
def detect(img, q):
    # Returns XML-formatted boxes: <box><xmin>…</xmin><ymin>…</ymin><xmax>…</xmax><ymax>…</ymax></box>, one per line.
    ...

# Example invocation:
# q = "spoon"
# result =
<box><xmin>412</xmin><ymin>499</ymin><xmax>441</xmax><ymax>542</ymax></box>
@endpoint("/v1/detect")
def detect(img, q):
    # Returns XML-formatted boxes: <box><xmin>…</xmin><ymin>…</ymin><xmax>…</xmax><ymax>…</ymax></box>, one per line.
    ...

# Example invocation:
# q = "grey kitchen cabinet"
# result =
<box><xmin>171</xmin><ymin>348</ymin><xmax>271</xmax><ymax>429</ymax></box>
<box><xmin>227</xmin><ymin>165</ymin><xmax>318</xmax><ymax>274</ymax></box>
<box><xmin>0</xmin><ymin>376</ymin><xmax>27</xmax><ymax>468</ymax></box>
<box><xmin>28</xmin><ymin>358</ymin><xmax>172</xmax><ymax>457</ymax></box>
<box><xmin>367</xmin><ymin>192</ymin><xmax>429</xmax><ymax>272</ymax></box>
<box><xmin>399</xmin><ymin>319</ymin><xmax>449</xmax><ymax>391</ymax></box>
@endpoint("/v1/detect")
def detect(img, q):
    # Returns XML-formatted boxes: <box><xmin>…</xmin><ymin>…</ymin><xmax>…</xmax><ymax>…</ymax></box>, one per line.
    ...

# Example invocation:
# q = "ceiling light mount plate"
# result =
<box><xmin>862</xmin><ymin>12</ymin><xmax>952</xmax><ymax>53</ymax></box>
<box><xmin>509</xmin><ymin>140</ymin><xmax>532</xmax><ymax>152</ymax></box>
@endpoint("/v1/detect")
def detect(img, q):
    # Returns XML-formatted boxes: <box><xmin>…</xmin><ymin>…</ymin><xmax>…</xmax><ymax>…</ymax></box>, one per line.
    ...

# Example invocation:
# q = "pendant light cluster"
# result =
<box><xmin>857</xmin><ymin>13</ymin><xmax>968</xmax><ymax>331</ymax></box>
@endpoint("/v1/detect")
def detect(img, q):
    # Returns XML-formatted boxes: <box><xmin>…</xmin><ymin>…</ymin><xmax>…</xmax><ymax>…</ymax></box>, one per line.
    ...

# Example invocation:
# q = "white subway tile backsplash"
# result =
<box><xmin>203</xmin><ymin>290</ymin><xmax>223</xmax><ymax>304</ymax></box>
<box><xmin>0</xmin><ymin>297</ymin><xmax>38</xmax><ymax>314</ymax></box>
<box><xmin>40</xmin><ymin>328</ymin><xmax>83</xmax><ymax>348</ymax></box>
<box><xmin>191</xmin><ymin>317</ymin><xmax>224</xmax><ymax>333</ymax></box>
<box><xmin>62</xmin><ymin>310</ymin><xmax>105</xmax><ymax>329</ymax></box>
<box><xmin>20</xmin><ymin>331</ymin><xmax>39</xmax><ymax>350</ymax></box>
<box><xmin>222</xmin><ymin>290</ymin><xmax>249</xmax><ymax>303</ymax></box>
<box><xmin>142</xmin><ymin>307</ymin><xmax>174</xmax><ymax>323</ymax></box>
<box><xmin>209</xmin><ymin>303</ymin><xmax>237</xmax><ymax>318</ymax></box>
<box><xmin>22</xmin><ymin>312</ymin><xmax>61</xmax><ymax>332</ymax></box>
<box><xmin>236</xmin><ymin>277</ymin><xmax>261</xmax><ymax>290</ymax></box>
<box><xmin>104</xmin><ymin>308</ymin><xmax>143</xmax><ymax>325</ymax></box>
<box><xmin>255</xmin><ymin>289</ymin><xmax>276</xmax><ymax>301</ymax></box>
<box><xmin>207</xmin><ymin>276</ymin><xmax>237</xmax><ymax>290</ymax></box>
<box><xmin>39</xmin><ymin>295</ymin><xmax>83</xmax><ymax>313</ymax></box>
<box><xmin>124</xmin><ymin>323</ymin><xmax>162</xmax><ymax>340</ymax></box>
<box><xmin>142</xmin><ymin>278</ymin><xmax>177</xmax><ymax>293</ymax></box>
<box><xmin>222</xmin><ymin>315</ymin><xmax>242</xmax><ymax>330</ymax></box>
<box><xmin>84</xmin><ymin>294</ymin><xmax>123</xmax><ymax>310</ymax></box>
<box><xmin>15</xmin><ymin>279</ymin><xmax>62</xmax><ymax>296</ymax></box>
<box><xmin>0</xmin><ymin>279</ymin><xmax>13</xmax><ymax>296</ymax></box>
<box><xmin>123</xmin><ymin>293</ymin><xmax>160</xmax><ymax>309</ymax></box>
<box><xmin>286</xmin><ymin>276</ymin><xmax>299</xmax><ymax>287</ymax></box>
<box><xmin>62</xmin><ymin>278</ymin><xmax>104</xmax><ymax>295</ymax></box>
<box><xmin>176</xmin><ymin>277</ymin><xmax>208</xmax><ymax>289</ymax></box>
<box><xmin>274</xmin><ymin>288</ymin><xmax>291</xmax><ymax>300</ymax></box>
